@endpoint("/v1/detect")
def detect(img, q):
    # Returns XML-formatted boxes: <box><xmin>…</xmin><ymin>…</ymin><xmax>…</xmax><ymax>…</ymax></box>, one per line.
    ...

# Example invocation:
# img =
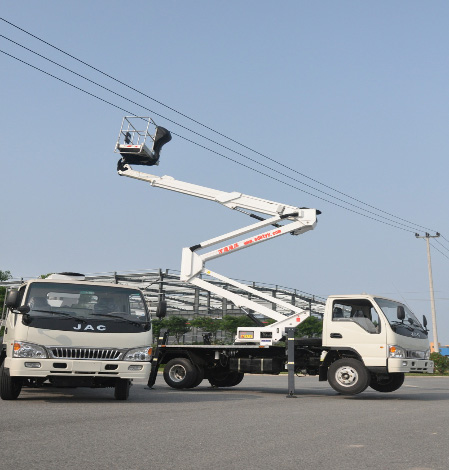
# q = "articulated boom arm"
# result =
<box><xmin>118</xmin><ymin>164</ymin><xmax>319</xmax><ymax>344</ymax></box>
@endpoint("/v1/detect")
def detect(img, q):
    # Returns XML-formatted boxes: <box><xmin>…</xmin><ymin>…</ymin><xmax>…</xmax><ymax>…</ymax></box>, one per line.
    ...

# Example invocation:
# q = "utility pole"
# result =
<box><xmin>415</xmin><ymin>232</ymin><xmax>440</xmax><ymax>353</ymax></box>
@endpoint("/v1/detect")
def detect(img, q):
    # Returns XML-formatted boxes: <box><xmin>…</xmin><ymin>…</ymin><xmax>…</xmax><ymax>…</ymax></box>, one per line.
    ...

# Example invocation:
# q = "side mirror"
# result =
<box><xmin>5</xmin><ymin>290</ymin><xmax>20</xmax><ymax>309</ymax></box>
<box><xmin>397</xmin><ymin>306</ymin><xmax>405</xmax><ymax>321</ymax></box>
<box><xmin>423</xmin><ymin>315</ymin><xmax>428</xmax><ymax>330</ymax></box>
<box><xmin>156</xmin><ymin>300</ymin><xmax>167</xmax><ymax>319</ymax></box>
<box><xmin>16</xmin><ymin>306</ymin><xmax>30</xmax><ymax>314</ymax></box>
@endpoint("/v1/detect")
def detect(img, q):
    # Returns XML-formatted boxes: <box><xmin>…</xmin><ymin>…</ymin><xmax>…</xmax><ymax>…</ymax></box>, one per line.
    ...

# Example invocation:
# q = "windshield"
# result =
<box><xmin>374</xmin><ymin>298</ymin><xmax>427</xmax><ymax>338</ymax></box>
<box><xmin>24</xmin><ymin>282</ymin><xmax>149</xmax><ymax>332</ymax></box>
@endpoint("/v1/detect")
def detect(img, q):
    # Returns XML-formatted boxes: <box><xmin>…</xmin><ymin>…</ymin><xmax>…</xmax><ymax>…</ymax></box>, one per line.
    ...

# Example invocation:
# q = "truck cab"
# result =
<box><xmin>320</xmin><ymin>294</ymin><xmax>433</xmax><ymax>393</ymax></box>
<box><xmin>0</xmin><ymin>273</ymin><xmax>153</xmax><ymax>400</ymax></box>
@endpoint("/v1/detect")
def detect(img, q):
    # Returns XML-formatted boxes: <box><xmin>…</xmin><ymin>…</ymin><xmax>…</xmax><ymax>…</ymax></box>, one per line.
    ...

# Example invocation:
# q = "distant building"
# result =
<box><xmin>431</xmin><ymin>343</ymin><xmax>449</xmax><ymax>356</ymax></box>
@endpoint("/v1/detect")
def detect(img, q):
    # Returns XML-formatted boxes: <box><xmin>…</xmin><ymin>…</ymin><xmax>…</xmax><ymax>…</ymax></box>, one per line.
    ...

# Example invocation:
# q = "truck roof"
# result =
<box><xmin>326</xmin><ymin>294</ymin><xmax>402</xmax><ymax>303</ymax></box>
<box><xmin>18</xmin><ymin>278</ymin><xmax>143</xmax><ymax>291</ymax></box>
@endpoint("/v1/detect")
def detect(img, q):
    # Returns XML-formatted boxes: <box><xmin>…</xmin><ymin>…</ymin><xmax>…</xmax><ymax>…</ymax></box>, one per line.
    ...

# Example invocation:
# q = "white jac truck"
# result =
<box><xmin>0</xmin><ymin>273</ymin><xmax>158</xmax><ymax>400</ymax></box>
<box><xmin>115</xmin><ymin>117</ymin><xmax>434</xmax><ymax>396</ymax></box>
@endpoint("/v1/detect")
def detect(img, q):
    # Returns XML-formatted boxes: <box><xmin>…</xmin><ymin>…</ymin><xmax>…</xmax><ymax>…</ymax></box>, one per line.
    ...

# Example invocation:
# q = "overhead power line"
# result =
<box><xmin>0</xmin><ymin>35</ymin><xmax>432</xmax><ymax>234</ymax></box>
<box><xmin>430</xmin><ymin>242</ymin><xmax>449</xmax><ymax>261</ymax></box>
<box><xmin>0</xmin><ymin>19</ymin><xmax>445</xmax><ymax>237</ymax></box>
<box><xmin>0</xmin><ymin>17</ymin><xmax>440</xmax><ymax>235</ymax></box>
<box><xmin>434</xmin><ymin>238</ymin><xmax>449</xmax><ymax>253</ymax></box>
<box><xmin>0</xmin><ymin>47</ymin><xmax>422</xmax><ymax>234</ymax></box>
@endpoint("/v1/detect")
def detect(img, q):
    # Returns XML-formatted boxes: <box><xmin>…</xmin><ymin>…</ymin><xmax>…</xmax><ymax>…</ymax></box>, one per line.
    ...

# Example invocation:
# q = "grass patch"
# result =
<box><xmin>406</xmin><ymin>372</ymin><xmax>449</xmax><ymax>377</ymax></box>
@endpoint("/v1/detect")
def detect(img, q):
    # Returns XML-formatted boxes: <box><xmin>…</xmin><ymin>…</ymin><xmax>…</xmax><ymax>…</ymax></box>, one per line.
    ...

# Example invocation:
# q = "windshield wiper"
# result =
<box><xmin>389</xmin><ymin>320</ymin><xmax>413</xmax><ymax>331</ymax></box>
<box><xmin>31</xmin><ymin>309</ymin><xmax>87</xmax><ymax>323</ymax></box>
<box><xmin>89</xmin><ymin>312</ymin><xmax>146</xmax><ymax>326</ymax></box>
<box><xmin>407</xmin><ymin>319</ymin><xmax>422</xmax><ymax>328</ymax></box>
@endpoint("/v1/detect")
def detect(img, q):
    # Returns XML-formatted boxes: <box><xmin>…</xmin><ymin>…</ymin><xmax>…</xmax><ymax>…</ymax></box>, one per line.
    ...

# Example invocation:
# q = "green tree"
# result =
<box><xmin>295</xmin><ymin>316</ymin><xmax>323</xmax><ymax>338</ymax></box>
<box><xmin>0</xmin><ymin>270</ymin><xmax>12</xmax><ymax>281</ymax></box>
<box><xmin>190</xmin><ymin>316</ymin><xmax>222</xmax><ymax>342</ymax></box>
<box><xmin>151</xmin><ymin>318</ymin><xmax>164</xmax><ymax>340</ymax></box>
<box><xmin>0</xmin><ymin>286</ymin><xmax>7</xmax><ymax>307</ymax></box>
<box><xmin>163</xmin><ymin>316</ymin><xmax>191</xmax><ymax>344</ymax></box>
<box><xmin>430</xmin><ymin>352</ymin><xmax>449</xmax><ymax>375</ymax></box>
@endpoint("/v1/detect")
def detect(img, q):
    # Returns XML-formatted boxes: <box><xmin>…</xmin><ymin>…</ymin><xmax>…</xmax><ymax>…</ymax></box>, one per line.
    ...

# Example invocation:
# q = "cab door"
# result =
<box><xmin>324</xmin><ymin>298</ymin><xmax>387</xmax><ymax>367</ymax></box>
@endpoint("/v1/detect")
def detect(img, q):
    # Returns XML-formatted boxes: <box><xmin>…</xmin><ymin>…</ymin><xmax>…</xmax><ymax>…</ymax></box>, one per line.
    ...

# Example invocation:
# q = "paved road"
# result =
<box><xmin>1</xmin><ymin>375</ymin><xmax>448</xmax><ymax>470</ymax></box>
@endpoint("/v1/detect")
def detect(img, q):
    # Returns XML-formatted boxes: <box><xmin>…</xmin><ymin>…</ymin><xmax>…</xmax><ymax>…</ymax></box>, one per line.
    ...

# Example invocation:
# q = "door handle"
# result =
<box><xmin>330</xmin><ymin>333</ymin><xmax>342</xmax><ymax>339</ymax></box>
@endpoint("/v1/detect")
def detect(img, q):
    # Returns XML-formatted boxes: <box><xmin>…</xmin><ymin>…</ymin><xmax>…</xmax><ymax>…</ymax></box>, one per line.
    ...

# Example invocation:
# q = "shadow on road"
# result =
<box><xmin>9</xmin><ymin>377</ymin><xmax>449</xmax><ymax>404</ymax></box>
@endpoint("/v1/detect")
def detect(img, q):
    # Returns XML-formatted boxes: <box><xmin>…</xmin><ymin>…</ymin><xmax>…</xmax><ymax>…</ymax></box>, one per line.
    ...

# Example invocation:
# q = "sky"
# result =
<box><xmin>1</xmin><ymin>1</ymin><xmax>449</xmax><ymax>344</ymax></box>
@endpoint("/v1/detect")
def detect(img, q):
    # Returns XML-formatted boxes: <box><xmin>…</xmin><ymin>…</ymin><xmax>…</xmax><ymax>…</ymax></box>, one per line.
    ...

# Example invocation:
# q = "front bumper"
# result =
<box><xmin>388</xmin><ymin>358</ymin><xmax>434</xmax><ymax>374</ymax></box>
<box><xmin>4</xmin><ymin>357</ymin><xmax>151</xmax><ymax>380</ymax></box>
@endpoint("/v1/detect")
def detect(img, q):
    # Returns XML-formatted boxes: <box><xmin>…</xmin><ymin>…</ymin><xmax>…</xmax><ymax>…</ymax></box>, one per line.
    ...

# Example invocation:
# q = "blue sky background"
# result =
<box><xmin>1</xmin><ymin>1</ymin><xmax>449</xmax><ymax>344</ymax></box>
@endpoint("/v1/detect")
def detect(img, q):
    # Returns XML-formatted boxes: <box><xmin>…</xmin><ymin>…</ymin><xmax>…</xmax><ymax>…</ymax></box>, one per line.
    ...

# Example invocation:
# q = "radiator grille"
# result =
<box><xmin>48</xmin><ymin>347</ymin><xmax>123</xmax><ymax>360</ymax></box>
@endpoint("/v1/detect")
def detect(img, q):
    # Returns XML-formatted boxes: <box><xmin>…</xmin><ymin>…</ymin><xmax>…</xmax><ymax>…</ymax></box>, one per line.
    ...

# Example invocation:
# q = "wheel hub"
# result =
<box><xmin>335</xmin><ymin>366</ymin><xmax>358</xmax><ymax>387</ymax></box>
<box><xmin>169</xmin><ymin>365</ymin><xmax>187</xmax><ymax>383</ymax></box>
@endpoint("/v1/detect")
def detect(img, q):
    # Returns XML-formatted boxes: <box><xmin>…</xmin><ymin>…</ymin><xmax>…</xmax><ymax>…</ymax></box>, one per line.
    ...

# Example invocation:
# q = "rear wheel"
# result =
<box><xmin>188</xmin><ymin>366</ymin><xmax>205</xmax><ymax>388</ymax></box>
<box><xmin>163</xmin><ymin>358</ymin><xmax>198</xmax><ymax>389</ymax></box>
<box><xmin>0</xmin><ymin>363</ymin><xmax>22</xmax><ymax>400</ymax></box>
<box><xmin>208</xmin><ymin>371</ymin><xmax>244</xmax><ymax>388</ymax></box>
<box><xmin>328</xmin><ymin>358</ymin><xmax>370</xmax><ymax>395</ymax></box>
<box><xmin>114</xmin><ymin>379</ymin><xmax>131</xmax><ymax>400</ymax></box>
<box><xmin>370</xmin><ymin>373</ymin><xmax>405</xmax><ymax>393</ymax></box>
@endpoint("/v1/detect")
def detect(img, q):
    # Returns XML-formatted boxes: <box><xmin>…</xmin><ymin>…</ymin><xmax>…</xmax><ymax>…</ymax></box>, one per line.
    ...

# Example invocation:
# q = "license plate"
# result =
<box><xmin>72</xmin><ymin>361</ymin><xmax>101</xmax><ymax>372</ymax></box>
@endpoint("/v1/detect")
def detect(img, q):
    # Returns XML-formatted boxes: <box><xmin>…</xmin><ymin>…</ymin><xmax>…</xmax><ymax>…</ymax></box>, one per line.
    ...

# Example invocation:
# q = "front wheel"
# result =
<box><xmin>370</xmin><ymin>373</ymin><xmax>405</xmax><ymax>393</ymax></box>
<box><xmin>328</xmin><ymin>358</ymin><xmax>370</xmax><ymax>395</ymax></box>
<box><xmin>0</xmin><ymin>363</ymin><xmax>22</xmax><ymax>400</ymax></box>
<box><xmin>163</xmin><ymin>358</ymin><xmax>198</xmax><ymax>389</ymax></box>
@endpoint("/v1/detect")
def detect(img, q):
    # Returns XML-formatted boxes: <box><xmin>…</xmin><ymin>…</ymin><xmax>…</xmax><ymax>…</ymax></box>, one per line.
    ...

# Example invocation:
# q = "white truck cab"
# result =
<box><xmin>0</xmin><ymin>273</ymin><xmax>153</xmax><ymax>400</ymax></box>
<box><xmin>318</xmin><ymin>294</ymin><xmax>433</xmax><ymax>393</ymax></box>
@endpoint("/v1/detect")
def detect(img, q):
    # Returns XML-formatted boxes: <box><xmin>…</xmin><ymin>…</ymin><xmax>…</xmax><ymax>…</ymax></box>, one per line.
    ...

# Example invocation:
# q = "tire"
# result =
<box><xmin>0</xmin><ymin>363</ymin><xmax>22</xmax><ymax>400</ymax></box>
<box><xmin>370</xmin><ymin>373</ymin><xmax>405</xmax><ymax>393</ymax></box>
<box><xmin>114</xmin><ymin>379</ymin><xmax>131</xmax><ymax>400</ymax></box>
<box><xmin>187</xmin><ymin>366</ymin><xmax>205</xmax><ymax>389</ymax></box>
<box><xmin>328</xmin><ymin>358</ymin><xmax>370</xmax><ymax>395</ymax></box>
<box><xmin>208</xmin><ymin>371</ymin><xmax>244</xmax><ymax>388</ymax></box>
<box><xmin>163</xmin><ymin>358</ymin><xmax>198</xmax><ymax>389</ymax></box>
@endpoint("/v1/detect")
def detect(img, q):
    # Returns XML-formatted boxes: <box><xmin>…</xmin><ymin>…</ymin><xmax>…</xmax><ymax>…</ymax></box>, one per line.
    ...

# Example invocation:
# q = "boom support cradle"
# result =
<box><xmin>118</xmin><ymin>164</ymin><xmax>319</xmax><ymax>344</ymax></box>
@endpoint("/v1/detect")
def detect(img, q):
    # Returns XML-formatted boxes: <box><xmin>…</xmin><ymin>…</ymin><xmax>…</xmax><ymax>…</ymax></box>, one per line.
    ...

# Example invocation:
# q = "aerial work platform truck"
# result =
<box><xmin>115</xmin><ymin>117</ymin><xmax>434</xmax><ymax>396</ymax></box>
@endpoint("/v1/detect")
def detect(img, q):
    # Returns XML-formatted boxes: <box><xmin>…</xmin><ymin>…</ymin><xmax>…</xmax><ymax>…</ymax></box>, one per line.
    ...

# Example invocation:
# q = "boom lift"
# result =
<box><xmin>116</xmin><ymin>117</ymin><xmax>320</xmax><ymax>345</ymax></box>
<box><xmin>115</xmin><ymin>117</ymin><xmax>434</xmax><ymax>396</ymax></box>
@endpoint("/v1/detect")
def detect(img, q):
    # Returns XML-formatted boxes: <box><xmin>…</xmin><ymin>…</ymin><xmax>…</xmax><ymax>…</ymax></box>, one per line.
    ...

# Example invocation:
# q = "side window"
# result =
<box><xmin>332</xmin><ymin>303</ymin><xmax>352</xmax><ymax>320</ymax></box>
<box><xmin>332</xmin><ymin>300</ymin><xmax>381</xmax><ymax>334</ymax></box>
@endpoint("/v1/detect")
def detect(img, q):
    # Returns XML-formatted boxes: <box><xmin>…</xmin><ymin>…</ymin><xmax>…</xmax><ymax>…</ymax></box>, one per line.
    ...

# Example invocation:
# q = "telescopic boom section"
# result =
<box><xmin>118</xmin><ymin>163</ymin><xmax>319</xmax><ymax>344</ymax></box>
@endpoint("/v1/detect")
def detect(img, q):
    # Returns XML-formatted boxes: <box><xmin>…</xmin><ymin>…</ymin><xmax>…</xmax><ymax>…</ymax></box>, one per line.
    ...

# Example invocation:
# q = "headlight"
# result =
<box><xmin>389</xmin><ymin>345</ymin><xmax>406</xmax><ymax>358</ymax></box>
<box><xmin>13</xmin><ymin>341</ymin><xmax>48</xmax><ymax>359</ymax></box>
<box><xmin>424</xmin><ymin>349</ymin><xmax>430</xmax><ymax>359</ymax></box>
<box><xmin>123</xmin><ymin>346</ymin><xmax>152</xmax><ymax>362</ymax></box>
